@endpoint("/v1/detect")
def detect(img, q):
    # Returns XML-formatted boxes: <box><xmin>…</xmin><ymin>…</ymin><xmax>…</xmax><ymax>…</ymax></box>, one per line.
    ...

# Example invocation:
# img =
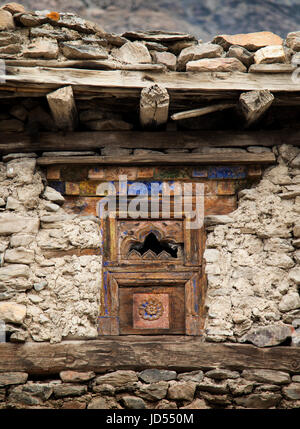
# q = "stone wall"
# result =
<box><xmin>0</xmin><ymin>154</ymin><xmax>102</xmax><ymax>343</ymax></box>
<box><xmin>0</xmin><ymin>367</ymin><xmax>300</xmax><ymax>409</ymax></box>
<box><xmin>204</xmin><ymin>144</ymin><xmax>300</xmax><ymax>346</ymax></box>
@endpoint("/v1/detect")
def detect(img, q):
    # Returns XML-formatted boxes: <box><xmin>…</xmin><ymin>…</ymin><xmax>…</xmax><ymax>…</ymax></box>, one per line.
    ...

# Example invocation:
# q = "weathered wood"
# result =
<box><xmin>139</xmin><ymin>84</ymin><xmax>169</xmax><ymax>128</ymax></box>
<box><xmin>2</xmin><ymin>67</ymin><xmax>300</xmax><ymax>104</ymax></box>
<box><xmin>171</xmin><ymin>103</ymin><xmax>235</xmax><ymax>121</ymax></box>
<box><xmin>47</xmin><ymin>86</ymin><xmax>78</xmax><ymax>131</ymax></box>
<box><xmin>0</xmin><ymin>130</ymin><xmax>296</xmax><ymax>154</ymax></box>
<box><xmin>43</xmin><ymin>248</ymin><xmax>101</xmax><ymax>258</ymax></box>
<box><xmin>249</xmin><ymin>64</ymin><xmax>296</xmax><ymax>74</ymax></box>
<box><xmin>36</xmin><ymin>153</ymin><xmax>275</xmax><ymax>166</ymax></box>
<box><xmin>238</xmin><ymin>90</ymin><xmax>274</xmax><ymax>127</ymax></box>
<box><xmin>0</xmin><ymin>339</ymin><xmax>300</xmax><ymax>373</ymax></box>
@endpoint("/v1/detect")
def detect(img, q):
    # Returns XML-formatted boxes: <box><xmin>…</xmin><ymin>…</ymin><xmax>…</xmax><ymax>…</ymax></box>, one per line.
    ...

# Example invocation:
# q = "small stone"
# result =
<box><xmin>255</xmin><ymin>384</ymin><xmax>281</xmax><ymax>393</ymax></box>
<box><xmin>177</xmin><ymin>42</ymin><xmax>223</xmax><ymax>70</ymax></box>
<box><xmin>242</xmin><ymin>369</ymin><xmax>290</xmax><ymax>385</ymax></box>
<box><xmin>286</xmin><ymin>32</ymin><xmax>300</xmax><ymax>51</ymax></box>
<box><xmin>205</xmin><ymin>369</ymin><xmax>240</xmax><ymax>380</ymax></box>
<box><xmin>180</xmin><ymin>398</ymin><xmax>209</xmax><ymax>409</ymax></box>
<box><xmin>247</xmin><ymin>146</ymin><xmax>272</xmax><ymax>153</ymax></box>
<box><xmin>19</xmin><ymin>14</ymin><xmax>43</xmax><ymax>27</ymax></box>
<box><xmin>254</xmin><ymin>45</ymin><xmax>286</xmax><ymax>64</ymax></box>
<box><xmin>10</xmin><ymin>234</ymin><xmax>34</xmax><ymax>248</ymax></box>
<box><xmin>5</xmin><ymin>248</ymin><xmax>35</xmax><ymax>265</ymax></box>
<box><xmin>235</xmin><ymin>393</ymin><xmax>281</xmax><ymax>408</ymax></box>
<box><xmin>60</xmin><ymin>371</ymin><xmax>95</xmax><ymax>383</ymax></box>
<box><xmin>135</xmin><ymin>381</ymin><xmax>168</xmax><ymax>401</ymax></box>
<box><xmin>2</xmin><ymin>153</ymin><xmax>37</xmax><ymax>162</ymax></box>
<box><xmin>197</xmin><ymin>380</ymin><xmax>228</xmax><ymax>395</ymax></box>
<box><xmin>1</xmin><ymin>3</ymin><xmax>26</xmax><ymax>14</ymax></box>
<box><xmin>203</xmin><ymin>249</ymin><xmax>220</xmax><ymax>263</ymax></box>
<box><xmin>6</xmin><ymin>197</ymin><xmax>22</xmax><ymax>211</ymax></box>
<box><xmin>21</xmin><ymin>383</ymin><xmax>53</xmax><ymax>401</ymax></box>
<box><xmin>92</xmin><ymin>384</ymin><xmax>115</xmax><ymax>395</ymax></box>
<box><xmin>177</xmin><ymin>370</ymin><xmax>204</xmax><ymax>383</ymax></box>
<box><xmin>61</xmin><ymin>401</ymin><xmax>86</xmax><ymax>409</ymax></box>
<box><xmin>244</xmin><ymin>324</ymin><xmax>293</xmax><ymax>347</ymax></box>
<box><xmin>138</xmin><ymin>369</ymin><xmax>177</xmax><ymax>383</ymax></box>
<box><xmin>167</xmin><ymin>381</ymin><xmax>196</xmax><ymax>402</ymax></box>
<box><xmin>0</xmin><ymin>9</ymin><xmax>15</xmax><ymax>31</ymax></box>
<box><xmin>228</xmin><ymin>379</ymin><xmax>254</xmax><ymax>396</ymax></box>
<box><xmin>186</xmin><ymin>57</ymin><xmax>246</xmax><ymax>72</ymax></box>
<box><xmin>28</xmin><ymin>294</ymin><xmax>43</xmax><ymax>304</ymax></box>
<box><xmin>212</xmin><ymin>31</ymin><xmax>283</xmax><ymax>51</ymax></box>
<box><xmin>61</xmin><ymin>43</ymin><xmax>108</xmax><ymax>60</ymax></box>
<box><xmin>155</xmin><ymin>399</ymin><xmax>177</xmax><ymax>409</ymax></box>
<box><xmin>204</xmin><ymin>215</ymin><xmax>233</xmax><ymax>226</ymax></box>
<box><xmin>53</xmin><ymin>384</ymin><xmax>87</xmax><ymax>398</ymax></box>
<box><xmin>87</xmin><ymin>396</ymin><xmax>121</xmax><ymax>409</ymax></box>
<box><xmin>289</xmin><ymin>268</ymin><xmax>300</xmax><ymax>285</ymax></box>
<box><xmin>227</xmin><ymin>45</ymin><xmax>254</xmax><ymax>67</ymax></box>
<box><xmin>151</xmin><ymin>51</ymin><xmax>176</xmax><ymax>70</ymax></box>
<box><xmin>283</xmin><ymin>384</ymin><xmax>300</xmax><ymax>400</ymax></box>
<box><xmin>42</xmin><ymin>151</ymin><xmax>97</xmax><ymax>157</ymax></box>
<box><xmin>279</xmin><ymin>293</ymin><xmax>300</xmax><ymax>312</ymax></box>
<box><xmin>0</xmin><ymin>302</ymin><xmax>26</xmax><ymax>324</ymax></box>
<box><xmin>43</xmin><ymin>187</ymin><xmax>65</xmax><ymax>205</ymax></box>
<box><xmin>112</xmin><ymin>41</ymin><xmax>152</xmax><ymax>64</ymax></box>
<box><xmin>44</xmin><ymin>202</ymin><xmax>60</xmax><ymax>212</ymax></box>
<box><xmin>122</xmin><ymin>395</ymin><xmax>146</xmax><ymax>409</ymax></box>
<box><xmin>33</xmin><ymin>281</ymin><xmax>48</xmax><ymax>292</ymax></box>
<box><xmin>23</xmin><ymin>38</ymin><xmax>59</xmax><ymax>59</ymax></box>
<box><xmin>0</xmin><ymin>372</ymin><xmax>28</xmax><ymax>387</ymax></box>
<box><xmin>200</xmin><ymin>392</ymin><xmax>231</xmax><ymax>406</ymax></box>
<box><xmin>95</xmin><ymin>370</ymin><xmax>138</xmax><ymax>387</ymax></box>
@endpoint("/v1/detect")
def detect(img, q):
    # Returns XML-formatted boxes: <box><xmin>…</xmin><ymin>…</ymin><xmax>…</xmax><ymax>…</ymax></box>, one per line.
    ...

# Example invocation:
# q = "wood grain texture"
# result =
<box><xmin>37</xmin><ymin>153</ymin><xmax>276</xmax><ymax>166</ymax></box>
<box><xmin>0</xmin><ymin>339</ymin><xmax>300</xmax><ymax>374</ymax></box>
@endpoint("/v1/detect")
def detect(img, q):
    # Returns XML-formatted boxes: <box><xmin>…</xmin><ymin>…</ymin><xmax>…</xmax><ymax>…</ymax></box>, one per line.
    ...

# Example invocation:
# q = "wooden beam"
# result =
<box><xmin>171</xmin><ymin>103</ymin><xmax>235</xmax><ymax>121</ymax></box>
<box><xmin>36</xmin><ymin>153</ymin><xmax>276</xmax><ymax>166</ymax></box>
<box><xmin>0</xmin><ymin>338</ymin><xmax>300</xmax><ymax>374</ymax></box>
<box><xmin>139</xmin><ymin>84</ymin><xmax>169</xmax><ymax>129</ymax></box>
<box><xmin>47</xmin><ymin>86</ymin><xmax>78</xmax><ymax>131</ymax></box>
<box><xmin>2</xmin><ymin>67</ymin><xmax>300</xmax><ymax>104</ymax></box>
<box><xmin>238</xmin><ymin>90</ymin><xmax>274</xmax><ymax>128</ymax></box>
<box><xmin>0</xmin><ymin>130</ymin><xmax>293</xmax><ymax>154</ymax></box>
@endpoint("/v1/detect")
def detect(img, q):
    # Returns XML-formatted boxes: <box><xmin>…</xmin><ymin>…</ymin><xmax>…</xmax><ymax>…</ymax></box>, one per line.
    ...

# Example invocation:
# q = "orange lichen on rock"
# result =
<box><xmin>46</xmin><ymin>11</ymin><xmax>60</xmax><ymax>21</ymax></box>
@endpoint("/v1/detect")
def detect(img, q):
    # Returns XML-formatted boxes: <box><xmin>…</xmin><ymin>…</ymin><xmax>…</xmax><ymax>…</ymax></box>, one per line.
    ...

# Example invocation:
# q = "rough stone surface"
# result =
<box><xmin>167</xmin><ymin>381</ymin><xmax>196</xmax><ymax>401</ymax></box>
<box><xmin>135</xmin><ymin>381</ymin><xmax>169</xmax><ymax>401</ymax></box>
<box><xmin>95</xmin><ymin>371</ymin><xmax>138</xmax><ymax>387</ymax></box>
<box><xmin>244</xmin><ymin>325</ymin><xmax>293</xmax><ymax>347</ymax></box>
<box><xmin>0</xmin><ymin>372</ymin><xmax>28</xmax><ymax>387</ymax></box>
<box><xmin>112</xmin><ymin>41</ymin><xmax>152</xmax><ymax>64</ymax></box>
<box><xmin>177</xmin><ymin>42</ymin><xmax>223</xmax><ymax>70</ymax></box>
<box><xmin>212</xmin><ymin>31</ymin><xmax>283</xmax><ymax>51</ymax></box>
<box><xmin>23</xmin><ymin>38</ymin><xmax>59</xmax><ymax>59</ymax></box>
<box><xmin>177</xmin><ymin>370</ymin><xmax>204</xmax><ymax>383</ymax></box>
<box><xmin>242</xmin><ymin>369</ymin><xmax>291</xmax><ymax>385</ymax></box>
<box><xmin>53</xmin><ymin>384</ymin><xmax>87</xmax><ymax>398</ymax></box>
<box><xmin>206</xmin><ymin>369</ymin><xmax>239</xmax><ymax>380</ymax></box>
<box><xmin>0</xmin><ymin>302</ymin><xmax>26</xmax><ymax>324</ymax></box>
<box><xmin>0</xmin><ymin>215</ymin><xmax>39</xmax><ymax>235</ymax></box>
<box><xmin>138</xmin><ymin>369</ymin><xmax>177</xmax><ymax>383</ymax></box>
<box><xmin>186</xmin><ymin>57</ymin><xmax>247</xmax><ymax>72</ymax></box>
<box><xmin>0</xmin><ymin>9</ymin><xmax>15</xmax><ymax>31</ymax></box>
<box><xmin>254</xmin><ymin>45</ymin><xmax>286</xmax><ymax>64</ymax></box>
<box><xmin>60</xmin><ymin>371</ymin><xmax>95</xmax><ymax>383</ymax></box>
<box><xmin>43</xmin><ymin>187</ymin><xmax>65</xmax><ymax>205</ymax></box>
<box><xmin>122</xmin><ymin>395</ymin><xmax>146</xmax><ymax>409</ymax></box>
<box><xmin>151</xmin><ymin>51</ymin><xmax>176</xmax><ymax>70</ymax></box>
<box><xmin>283</xmin><ymin>384</ymin><xmax>300</xmax><ymax>400</ymax></box>
<box><xmin>235</xmin><ymin>393</ymin><xmax>281</xmax><ymax>408</ymax></box>
<box><xmin>227</xmin><ymin>45</ymin><xmax>254</xmax><ymax>67</ymax></box>
<box><xmin>61</xmin><ymin>43</ymin><xmax>108</xmax><ymax>60</ymax></box>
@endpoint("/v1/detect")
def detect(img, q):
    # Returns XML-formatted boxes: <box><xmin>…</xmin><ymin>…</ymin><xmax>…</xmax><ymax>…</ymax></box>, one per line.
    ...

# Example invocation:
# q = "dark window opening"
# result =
<box><xmin>130</xmin><ymin>232</ymin><xmax>179</xmax><ymax>258</ymax></box>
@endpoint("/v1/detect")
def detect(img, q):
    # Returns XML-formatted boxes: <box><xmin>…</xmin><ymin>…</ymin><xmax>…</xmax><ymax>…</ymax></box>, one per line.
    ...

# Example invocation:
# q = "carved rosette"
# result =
<box><xmin>139</xmin><ymin>298</ymin><xmax>164</xmax><ymax>321</ymax></box>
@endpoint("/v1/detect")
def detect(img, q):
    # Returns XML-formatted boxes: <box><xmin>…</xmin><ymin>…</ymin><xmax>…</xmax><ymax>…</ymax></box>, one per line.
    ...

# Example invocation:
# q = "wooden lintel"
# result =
<box><xmin>47</xmin><ymin>85</ymin><xmax>78</xmax><ymax>131</ymax></box>
<box><xmin>2</xmin><ymin>67</ymin><xmax>300</xmax><ymax>104</ymax></box>
<box><xmin>171</xmin><ymin>103</ymin><xmax>235</xmax><ymax>121</ymax></box>
<box><xmin>36</xmin><ymin>153</ymin><xmax>275</xmax><ymax>166</ymax></box>
<box><xmin>0</xmin><ymin>338</ymin><xmax>300</xmax><ymax>374</ymax></box>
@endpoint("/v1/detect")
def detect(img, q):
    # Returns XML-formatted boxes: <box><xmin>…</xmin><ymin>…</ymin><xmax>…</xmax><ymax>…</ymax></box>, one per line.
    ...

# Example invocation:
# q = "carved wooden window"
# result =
<box><xmin>99</xmin><ymin>211</ymin><xmax>206</xmax><ymax>336</ymax></box>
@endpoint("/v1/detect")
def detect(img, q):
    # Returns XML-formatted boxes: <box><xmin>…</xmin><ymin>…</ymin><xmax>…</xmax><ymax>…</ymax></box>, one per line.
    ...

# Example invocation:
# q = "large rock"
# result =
<box><xmin>167</xmin><ymin>381</ymin><xmax>196</xmax><ymax>401</ymax></box>
<box><xmin>283</xmin><ymin>384</ymin><xmax>300</xmax><ymax>400</ymax></box>
<box><xmin>121</xmin><ymin>395</ymin><xmax>146</xmax><ymax>409</ymax></box>
<box><xmin>0</xmin><ymin>372</ymin><xmax>28</xmax><ymax>387</ymax></box>
<box><xmin>1</xmin><ymin>3</ymin><xmax>26</xmax><ymax>14</ymax></box>
<box><xmin>177</xmin><ymin>370</ymin><xmax>204</xmax><ymax>383</ymax></box>
<box><xmin>212</xmin><ymin>31</ymin><xmax>283</xmax><ymax>51</ymax></box>
<box><xmin>60</xmin><ymin>371</ymin><xmax>95</xmax><ymax>383</ymax></box>
<box><xmin>5</xmin><ymin>248</ymin><xmax>35</xmax><ymax>265</ymax></box>
<box><xmin>6</xmin><ymin>158</ymin><xmax>36</xmax><ymax>184</ymax></box>
<box><xmin>177</xmin><ymin>43</ymin><xmax>223</xmax><ymax>70</ymax></box>
<box><xmin>61</xmin><ymin>43</ymin><xmax>108</xmax><ymax>60</ymax></box>
<box><xmin>95</xmin><ymin>370</ymin><xmax>138</xmax><ymax>387</ymax></box>
<box><xmin>235</xmin><ymin>393</ymin><xmax>281</xmax><ymax>408</ymax></box>
<box><xmin>244</xmin><ymin>324</ymin><xmax>293</xmax><ymax>347</ymax></box>
<box><xmin>151</xmin><ymin>51</ymin><xmax>176</xmax><ymax>70</ymax></box>
<box><xmin>112</xmin><ymin>41</ymin><xmax>152</xmax><ymax>64</ymax></box>
<box><xmin>138</xmin><ymin>369</ymin><xmax>177</xmax><ymax>383</ymax></box>
<box><xmin>135</xmin><ymin>381</ymin><xmax>168</xmax><ymax>401</ymax></box>
<box><xmin>254</xmin><ymin>45</ymin><xmax>286</xmax><ymax>64</ymax></box>
<box><xmin>23</xmin><ymin>38</ymin><xmax>59</xmax><ymax>59</ymax></box>
<box><xmin>0</xmin><ymin>214</ymin><xmax>39</xmax><ymax>235</ymax></box>
<box><xmin>0</xmin><ymin>302</ymin><xmax>26</xmax><ymax>324</ymax></box>
<box><xmin>43</xmin><ymin>187</ymin><xmax>65</xmax><ymax>205</ymax></box>
<box><xmin>186</xmin><ymin>57</ymin><xmax>246</xmax><ymax>72</ymax></box>
<box><xmin>279</xmin><ymin>293</ymin><xmax>300</xmax><ymax>312</ymax></box>
<box><xmin>242</xmin><ymin>369</ymin><xmax>290</xmax><ymax>385</ymax></box>
<box><xmin>53</xmin><ymin>384</ymin><xmax>87</xmax><ymax>398</ymax></box>
<box><xmin>289</xmin><ymin>268</ymin><xmax>300</xmax><ymax>285</ymax></box>
<box><xmin>0</xmin><ymin>9</ymin><xmax>14</xmax><ymax>31</ymax></box>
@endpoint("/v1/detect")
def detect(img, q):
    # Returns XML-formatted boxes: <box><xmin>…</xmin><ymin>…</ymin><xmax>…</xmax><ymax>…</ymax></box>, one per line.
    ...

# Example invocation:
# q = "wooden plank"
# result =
<box><xmin>36</xmin><ymin>153</ymin><xmax>276</xmax><ymax>166</ymax></box>
<box><xmin>3</xmin><ymin>68</ymin><xmax>300</xmax><ymax>100</ymax></box>
<box><xmin>42</xmin><ymin>248</ymin><xmax>101</xmax><ymax>258</ymax></box>
<box><xmin>0</xmin><ymin>338</ymin><xmax>300</xmax><ymax>374</ymax></box>
<box><xmin>139</xmin><ymin>84</ymin><xmax>169</xmax><ymax>128</ymax></box>
<box><xmin>171</xmin><ymin>103</ymin><xmax>235</xmax><ymax>121</ymax></box>
<box><xmin>185</xmin><ymin>274</ymin><xmax>202</xmax><ymax>335</ymax></box>
<box><xmin>238</xmin><ymin>90</ymin><xmax>274</xmax><ymax>128</ymax></box>
<box><xmin>47</xmin><ymin>85</ymin><xmax>78</xmax><ymax>131</ymax></box>
<box><xmin>0</xmin><ymin>130</ymin><xmax>289</xmax><ymax>153</ymax></box>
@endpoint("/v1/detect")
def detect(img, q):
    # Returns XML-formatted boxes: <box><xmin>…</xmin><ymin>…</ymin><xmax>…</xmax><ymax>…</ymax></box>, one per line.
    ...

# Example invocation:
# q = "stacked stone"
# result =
<box><xmin>0</xmin><ymin>153</ymin><xmax>102</xmax><ymax>343</ymax></box>
<box><xmin>0</xmin><ymin>3</ymin><xmax>299</xmax><ymax>73</ymax></box>
<box><xmin>203</xmin><ymin>144</ymin><xmax>300</xmax><ymax>345</ymax></box>
<box><xmin>1</xmin><ymin>368</ymin><xmax>300</xmax><ymax>409</ymax></box>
